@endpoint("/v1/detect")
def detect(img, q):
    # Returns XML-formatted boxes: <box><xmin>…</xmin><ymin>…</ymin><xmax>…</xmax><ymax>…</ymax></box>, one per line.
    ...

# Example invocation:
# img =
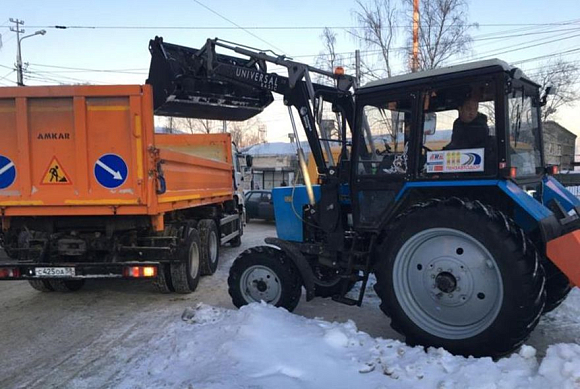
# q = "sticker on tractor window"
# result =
<box><xmin>0</xmin><ymin>155</ymin><xmax>16</xmax><ymax>189</ymax></box>
<box><xmin>426</xmin><ymin>148</ymin><xmax>485</xmax><ymax>173</ymax></box>
<box><xmin>41</xmin><ymin>157</ymin><xmax>72</xmax><ymax>184</ymax></box>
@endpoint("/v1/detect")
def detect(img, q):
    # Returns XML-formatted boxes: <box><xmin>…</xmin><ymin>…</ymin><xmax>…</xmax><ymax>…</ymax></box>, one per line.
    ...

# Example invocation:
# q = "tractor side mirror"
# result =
<box><xmin>540</xmin><ymin>85</ymin><xmax>556</xmax><ymax>107</ymax></box>
<box><xmin>245</xmin><ymin>155</ymin><xmax>253</xmax><ymax>168</ymax></box>
<box><xmin>314</xmin><ymin>95</ymin><xmax>324</xmax><ymax>125</ymax></box>
<box><xmin>424</xmin><ymin>113</ymin><xmax>437</xmax><ymax>136</ymax></box>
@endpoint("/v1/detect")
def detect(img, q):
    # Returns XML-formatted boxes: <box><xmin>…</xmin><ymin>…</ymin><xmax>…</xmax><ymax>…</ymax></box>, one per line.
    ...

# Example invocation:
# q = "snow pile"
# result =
<box><xmin>105</xmin><ymin>292</ymin><xmax>580</xmax><ymax>389</ymax></box>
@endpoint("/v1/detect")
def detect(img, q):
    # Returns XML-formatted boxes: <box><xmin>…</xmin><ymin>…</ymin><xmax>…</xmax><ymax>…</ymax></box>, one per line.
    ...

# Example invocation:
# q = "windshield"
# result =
<box><xmin>507</xmin><ymin>85</ymin><xmax>543</xmax><ymax>176</ymax></box>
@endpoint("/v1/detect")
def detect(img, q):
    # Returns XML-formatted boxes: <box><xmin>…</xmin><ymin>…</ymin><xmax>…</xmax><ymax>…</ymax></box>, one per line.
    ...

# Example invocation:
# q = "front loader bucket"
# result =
<box><xmin>146</xmin><ymin>36</ymin><xmax>273</xmax><ymax>121</ymax></box>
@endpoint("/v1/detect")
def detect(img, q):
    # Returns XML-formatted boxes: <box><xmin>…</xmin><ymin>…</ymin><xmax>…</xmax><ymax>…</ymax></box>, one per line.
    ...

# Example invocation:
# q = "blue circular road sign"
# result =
<box><xmin>0</xmin><ymin>155</ymin><xmax>16</xmax><ymax>189</ymax></box>
<box><xmin>94</xmin><ymin>154</ymin><xmax>128</xmax><ymax>189</ymax></box>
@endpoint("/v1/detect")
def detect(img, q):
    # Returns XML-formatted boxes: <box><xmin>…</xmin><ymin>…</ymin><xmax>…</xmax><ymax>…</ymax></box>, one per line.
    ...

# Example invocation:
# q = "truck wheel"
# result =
<box><xmin>171</xmin><ymin>226</ymin><xmax>201</xmax><ymax>294</ymax></box>
<box><xmin>230</xmin><ymin>217</ymin><xmax>243</xmax><ymax>247</ymax></box>
<box><xmin>28</xmin><ymin>280</ymin><xmax>54</xmax><ymax>292</ymax></box>
<box><xmin>152</xmin><ymin>264</ymin><xmax>174</xmax><ymax>293</ymax></box>
<box><xmin>199</xmin><ymin>219</ymin><xmax>220</xmax><ymax>275</ymax></box>
<box><xmin>48</xmin><ymin>279</ymin><xmax>85</xmax><ymax>292</ymax></box>
<box><xmin>543</xmin><ymin>259</ymin><xmax>572</xmax><ymax>313</ymax></box>
<box><xmin>228</xmin><ymin>246</ymin><xmax>302</xmax><ymax>311</ymax></box>
<box><xmin>374</xmin><ymin>198</ymin><xmax>545</xmax><ymax>358</ymax></box>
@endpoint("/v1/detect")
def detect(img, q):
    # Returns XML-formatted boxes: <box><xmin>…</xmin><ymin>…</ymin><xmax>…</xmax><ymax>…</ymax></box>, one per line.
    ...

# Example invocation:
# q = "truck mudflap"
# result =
<box><xmin>547</xmin><ymin>229</ymin><xmax>580</xmax><ymax>287</ymax></box>
<box><xmin>0</xmin><ymin>261</ymin><xmax>160</xmax><ymax>281</ymax></box>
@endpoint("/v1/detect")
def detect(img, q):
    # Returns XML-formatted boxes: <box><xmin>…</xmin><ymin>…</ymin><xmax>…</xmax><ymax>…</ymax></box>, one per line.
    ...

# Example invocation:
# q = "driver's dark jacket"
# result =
<box><xmin>444</xmin><ymin>113</ymin><xmax>489</xmax><ymax>150</ymax></box>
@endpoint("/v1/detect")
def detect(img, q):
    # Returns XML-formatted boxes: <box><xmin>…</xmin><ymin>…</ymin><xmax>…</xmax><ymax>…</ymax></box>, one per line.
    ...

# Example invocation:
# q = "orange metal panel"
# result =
<box><xmin>0</xmin><ymin>84</ymin><xmax>234</xmax><ymax>219</ymax></box>
<box><xmin>546</xmin><ymin>230</ymin><xmax>580</xmax><ymax>287</ymax></box>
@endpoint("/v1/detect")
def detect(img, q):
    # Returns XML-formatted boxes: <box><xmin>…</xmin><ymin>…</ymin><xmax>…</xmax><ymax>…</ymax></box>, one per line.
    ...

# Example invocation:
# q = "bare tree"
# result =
<box><xmin>229</xmin><ymin>118</ymin><xmax>267</xmax><ymax>148</ymax></box>
<box><xmin>350</xmin><ymin>0</ymin><xmax>398</xmax><ymax>79</ymax></box>
<box><xmin>315</xmin><ymin>28</ymin><xmax>345</xmax><ymax>85</ymax></box>
<box><xmin>179</xmin><ymin>118</ymin><xmax>220</xmax><ymax>134</ymax></box>
<box><xmin>165</xmin><ymin>116</ymin><xmax>176</xmax><ymax>133</ymax></box>
<box><xmin>534</xmin><ymin>58</ymin><xmax>580</xmax><ymax>122</ymax></box>
<box><xmin>403</xmin><ymin>0</ymin><xmax>474</xmax><ymax>70</ymax></box>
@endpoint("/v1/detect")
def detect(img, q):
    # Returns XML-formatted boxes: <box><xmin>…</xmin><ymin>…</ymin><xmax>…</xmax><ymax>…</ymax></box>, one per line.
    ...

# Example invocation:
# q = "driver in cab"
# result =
<box><xmin>444</xmin><ymin>97</ymin><xmax>489</xmax><ymax>150</ymax></box>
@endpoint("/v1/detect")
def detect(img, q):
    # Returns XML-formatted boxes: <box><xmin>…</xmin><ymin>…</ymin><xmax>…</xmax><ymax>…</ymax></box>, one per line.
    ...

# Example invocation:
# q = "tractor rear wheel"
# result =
<box><xmin>228</xmin><ymin>246</ymin><xmax>302</xmax><ymax>311</ymax></box>
<box><xmin>374</xmin><ymin>198</ymin><xmax>545</xmax><ymax>358</ymax></box>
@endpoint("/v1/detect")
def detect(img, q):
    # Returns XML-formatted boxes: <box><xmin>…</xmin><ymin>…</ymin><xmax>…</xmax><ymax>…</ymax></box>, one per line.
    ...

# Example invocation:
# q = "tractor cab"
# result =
<box><xmin>349</xmin><ymin>59</ymin><xmax>546</xmax><ymax>229</ymax></box>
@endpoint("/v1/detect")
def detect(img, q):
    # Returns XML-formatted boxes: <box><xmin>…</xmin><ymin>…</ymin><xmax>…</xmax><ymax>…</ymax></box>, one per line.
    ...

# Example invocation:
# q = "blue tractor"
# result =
<box><xmin>148</xmin><ymin>37</ymin><xmax>580</xmax><ymax>358</ymax></box>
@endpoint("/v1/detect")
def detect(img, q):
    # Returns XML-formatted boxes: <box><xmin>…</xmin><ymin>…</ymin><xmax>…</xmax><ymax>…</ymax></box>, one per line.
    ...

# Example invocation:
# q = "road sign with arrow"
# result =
<box><xmin>0</xmin><ymin>155</ymin><xmax>16</xmax><ymax>189</ymax></box>
<box><xmin>94</xmin><ymin>154</ymin><xmax>128</xmax><ymax>189</ymax></box>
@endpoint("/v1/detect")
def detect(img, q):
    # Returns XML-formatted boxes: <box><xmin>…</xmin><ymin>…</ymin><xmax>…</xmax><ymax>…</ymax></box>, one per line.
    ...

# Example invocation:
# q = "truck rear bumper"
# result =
<box><xmin>0</xmin><ymin>261</ymin><xmax>159</xmax><ymax>281</ymax></box>
<box><xmin>547</xmin><ymin>229</ymin><xmax>580</xmax><ymax>287</ymax></box>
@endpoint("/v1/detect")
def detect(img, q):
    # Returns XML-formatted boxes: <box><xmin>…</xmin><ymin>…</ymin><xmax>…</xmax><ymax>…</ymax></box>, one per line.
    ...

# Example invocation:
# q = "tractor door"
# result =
<box><xmin>351</xmin><ymin>90</ymin><xmax>419</xmax><ymax>230</ymax></box>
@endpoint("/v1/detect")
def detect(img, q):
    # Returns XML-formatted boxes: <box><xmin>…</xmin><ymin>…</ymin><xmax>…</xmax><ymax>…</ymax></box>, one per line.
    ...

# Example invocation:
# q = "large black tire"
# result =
<box><xmin>170</xmin><ymin>226</ymin><xmax>202</xmax><ymax>294</ymax></box>
<box><xmin>199</xmin><ymin>219</ymin><xmax>220</xmax><ymax>275</ymax></box>
<box><xmin>374</xmin><ymin>198</ymin><xmax>545</xmax><ymax>358</ymax></box>
<box><xmin>228</xmin><ymin>246</ymin><xmax>302</xmax><ymax>311</ymax></box>
<box><xmin>229</xmin><ymin>216</ymin><xmax>243</xmax><ymax>247</ymax></box>
<box><xmin>48</xmin><ymin>279</ymin><xmax>85</xmax><ymax>292</ymax></box>
<box><xmin>543</xmin><ymin>259</ymin><xmax>572</xmax><ymax>313</ymax></box>
<box><xmin>28</xmin><ymin>280</ymin><xmax>54</xmax><ymax>292</ymax></box>
<box><xmin>152</xmin><ymin>264</ymin><xmax>174</xmax><ymax>293</ymax></box>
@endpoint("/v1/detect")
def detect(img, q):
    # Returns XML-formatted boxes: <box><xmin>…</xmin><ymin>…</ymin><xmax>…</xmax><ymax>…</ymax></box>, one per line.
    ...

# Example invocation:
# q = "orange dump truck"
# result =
<box><xmin>0</xmin><ymin>84</ymin><xmax>244</xmax><ymax>293</ymax></box>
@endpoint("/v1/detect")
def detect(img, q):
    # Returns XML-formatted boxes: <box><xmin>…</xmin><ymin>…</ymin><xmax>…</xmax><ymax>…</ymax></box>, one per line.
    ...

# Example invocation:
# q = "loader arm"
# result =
<box><xmin>147</xmin><ymin>36</ymin><xmax>355</xmax><ymax>177</ymax></box>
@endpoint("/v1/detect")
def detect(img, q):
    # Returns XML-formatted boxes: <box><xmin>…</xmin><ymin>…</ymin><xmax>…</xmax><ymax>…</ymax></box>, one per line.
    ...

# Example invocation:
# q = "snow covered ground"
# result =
<box><xmin>78</xmin><ymin>290</ymin><xmax>580</xmax><ymax>389</ymax></box>
<box><xmin>0</xmin><ymin>221</ymin><xmax>579</xmax><ymax>388</ymax></box>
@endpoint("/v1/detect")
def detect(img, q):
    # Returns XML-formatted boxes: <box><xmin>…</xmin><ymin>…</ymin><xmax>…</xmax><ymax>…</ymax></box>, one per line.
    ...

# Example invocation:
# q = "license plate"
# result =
<box><xmin>35</xmin><ymin>267</ymin><xmax>76</xmax><ymax>277</ymax></box>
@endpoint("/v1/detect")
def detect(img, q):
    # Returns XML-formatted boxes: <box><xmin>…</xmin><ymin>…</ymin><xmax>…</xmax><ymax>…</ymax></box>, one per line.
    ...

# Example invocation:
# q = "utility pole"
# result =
<box><xmin>355</xmin><ymin>49</ymin><xmax>361</xmax><ymax>86</ymax></box>
<box><xmin>412</xmin><ymin>0</ymin><xmax>420</xmax><ymax>72</ymax></box>
<box><xmin>9</xmin><ymin>18</ymin><xmax>46</xmax><ymax>86</ymax></box>
<box><xmin>9</xmin><ymin>18</ymin><xmax>24</xmax><ymax>86</ymax></box>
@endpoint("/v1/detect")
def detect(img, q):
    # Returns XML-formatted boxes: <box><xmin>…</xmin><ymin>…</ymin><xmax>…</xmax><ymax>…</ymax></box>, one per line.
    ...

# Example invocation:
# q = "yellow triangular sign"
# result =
<box><xmin>41</xmin><ymin>157</ymin><xmax>72</xmax><ymax>185</ymax></box>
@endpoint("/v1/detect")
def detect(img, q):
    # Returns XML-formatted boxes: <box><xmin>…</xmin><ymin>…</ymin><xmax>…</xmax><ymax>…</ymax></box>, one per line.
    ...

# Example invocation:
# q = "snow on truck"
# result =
<box><xmin>0</xmin><ymin>84</ymin><xmax>244</xmax><ymax>293</ymax></box>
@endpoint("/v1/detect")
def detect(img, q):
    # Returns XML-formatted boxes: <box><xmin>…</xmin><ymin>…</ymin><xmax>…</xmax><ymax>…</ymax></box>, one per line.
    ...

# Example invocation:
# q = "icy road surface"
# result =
<box><xmin>0</xmin><ymin>221</ymin><xmax>579</xmax><ymax>388</ymax></box>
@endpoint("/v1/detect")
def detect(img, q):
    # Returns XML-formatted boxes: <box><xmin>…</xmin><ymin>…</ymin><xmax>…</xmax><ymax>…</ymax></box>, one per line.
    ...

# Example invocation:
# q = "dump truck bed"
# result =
<box><xmin>0</xmin><ymin>85</ymin><xmax>233</xmax><ymax>219</ymax></box>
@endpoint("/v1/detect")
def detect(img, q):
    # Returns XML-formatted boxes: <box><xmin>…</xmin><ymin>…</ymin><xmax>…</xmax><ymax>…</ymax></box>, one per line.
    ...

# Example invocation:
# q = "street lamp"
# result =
<box><xmin>16</xmin><ymin>29</ymin><xmax>46</xmax><ymax>86</ymax></box>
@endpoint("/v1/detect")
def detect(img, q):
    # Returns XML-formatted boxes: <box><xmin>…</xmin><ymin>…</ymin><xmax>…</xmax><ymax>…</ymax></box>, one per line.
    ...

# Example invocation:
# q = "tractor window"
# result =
<box><xmin>421</xmin><ymin>81</ymin><xmax>497</xmax><ymax>175</ymax></box>
<box><xmin>507</xmin><ymin>86</ymin><xmax>542</xmax><ymax>176</ymax></box>
<box><xmin>358</xmin><ymin>97</ymin><xmax>412</xmax><ymax>175</ymax></box>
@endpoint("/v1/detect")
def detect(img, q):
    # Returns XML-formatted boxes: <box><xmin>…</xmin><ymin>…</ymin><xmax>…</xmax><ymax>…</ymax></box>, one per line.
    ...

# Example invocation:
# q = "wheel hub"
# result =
<box><xmin>254</xmin><ymin>279</ymin><xmax>268</xmax><ymax>292</ymax></box>
<box><xmin>435</xmin><ymin>271</ymin><xmax>457</xmax><ymax>293</ymax></box>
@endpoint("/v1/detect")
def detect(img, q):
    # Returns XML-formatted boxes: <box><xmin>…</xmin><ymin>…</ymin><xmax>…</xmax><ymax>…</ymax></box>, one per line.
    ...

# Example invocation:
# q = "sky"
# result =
<box><xmin>0</xmin><ymin>0</ymin><xmax>579</xmax><ymax>143</ymax></box>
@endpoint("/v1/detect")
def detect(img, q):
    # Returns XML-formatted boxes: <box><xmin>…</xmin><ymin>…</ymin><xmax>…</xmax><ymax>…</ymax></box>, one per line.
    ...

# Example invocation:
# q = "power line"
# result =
<box><xmin>191</xmin><ymin>0</ymin><xmax>285</xmax><ymax>53</ymax></box>
<box><xmin>28</xmin><ymin>63</ymin><xmax>148</xmax><ymax>74</ymax></box>
<box><xmin>23</xmin><ymin>21</ymin><xmax>580</xmax><ymax>30</ymax></box>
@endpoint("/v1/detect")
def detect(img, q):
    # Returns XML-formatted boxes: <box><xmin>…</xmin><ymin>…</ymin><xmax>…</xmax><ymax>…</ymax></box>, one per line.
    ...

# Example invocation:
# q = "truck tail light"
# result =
<box><xmin>0</xmin><ymin>268</ymin><xmax>21</xmax><ymax>278</ymax></box>
<box><xmin>123</xmin><ymin>266</ymin><xmax>157</xmax><ymax>278</ymax></box>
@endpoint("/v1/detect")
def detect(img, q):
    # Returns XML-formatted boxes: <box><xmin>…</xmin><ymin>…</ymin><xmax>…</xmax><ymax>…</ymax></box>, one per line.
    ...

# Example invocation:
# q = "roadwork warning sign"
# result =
<box><xmin>42</xmin><ymin>157</ymin><xmax>72</xmax><ymax>184</ymax></box>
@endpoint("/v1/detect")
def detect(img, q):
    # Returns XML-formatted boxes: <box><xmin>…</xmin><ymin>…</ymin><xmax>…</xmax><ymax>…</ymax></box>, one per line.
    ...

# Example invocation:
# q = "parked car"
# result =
<box><xmin>244</xmin><ymin>190</ymin><xmax>275</xmax><ymax>222</ymax></box>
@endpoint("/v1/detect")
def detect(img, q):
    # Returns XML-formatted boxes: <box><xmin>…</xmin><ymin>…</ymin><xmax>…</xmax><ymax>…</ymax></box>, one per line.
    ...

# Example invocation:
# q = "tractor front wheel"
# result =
<box><xmin>374</xmin><ymin>199</ymin><xmax>546</xmax><ymax>358</ymax></box>
<box><xmin>228</xmin><ymin>246</ymin><xmax>302</xmax><ymax>311</ymax></box>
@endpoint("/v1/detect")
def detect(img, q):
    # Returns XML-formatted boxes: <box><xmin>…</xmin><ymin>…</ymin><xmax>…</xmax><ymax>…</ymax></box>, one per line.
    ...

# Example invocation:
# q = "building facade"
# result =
<box><xmin>543</xmin><ymin>121</ymin><xmax>577</xmax><ymax>171</ymax></box>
